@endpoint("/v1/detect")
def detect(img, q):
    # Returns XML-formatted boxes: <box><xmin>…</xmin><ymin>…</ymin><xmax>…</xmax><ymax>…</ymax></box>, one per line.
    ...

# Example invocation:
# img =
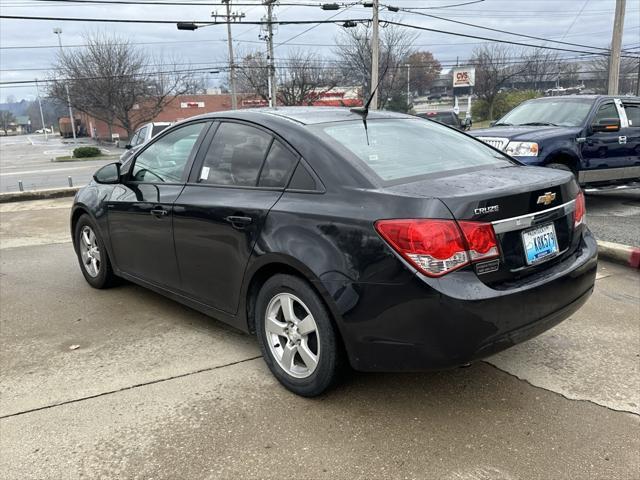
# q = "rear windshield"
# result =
<box><xmin>314</xmin><ymin>118</ymin><xmax>511</xmax><ymax>182</ymax></box>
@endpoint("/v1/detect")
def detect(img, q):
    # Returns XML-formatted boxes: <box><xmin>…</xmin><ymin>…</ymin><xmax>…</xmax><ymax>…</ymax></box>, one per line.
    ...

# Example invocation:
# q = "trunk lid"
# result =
<box><xmin>386</xmin><ymin>165</ymin><xmax>581</xmax><ymax>284</ymax></box>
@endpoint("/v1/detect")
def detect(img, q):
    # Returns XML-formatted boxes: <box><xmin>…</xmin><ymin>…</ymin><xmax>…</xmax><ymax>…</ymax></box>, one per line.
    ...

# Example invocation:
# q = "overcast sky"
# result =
<box><xmin>0</xmin><ymin>0</ymin><xmax>638</xmax><ymax>102</ymax></box>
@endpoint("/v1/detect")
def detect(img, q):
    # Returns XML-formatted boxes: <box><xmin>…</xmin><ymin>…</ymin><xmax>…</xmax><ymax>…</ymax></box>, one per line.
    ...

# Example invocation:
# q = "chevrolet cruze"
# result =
<box><xmin>71</xmin><ymin>107</ymin><xmax>597</xmax><ymax>396</ymax></box>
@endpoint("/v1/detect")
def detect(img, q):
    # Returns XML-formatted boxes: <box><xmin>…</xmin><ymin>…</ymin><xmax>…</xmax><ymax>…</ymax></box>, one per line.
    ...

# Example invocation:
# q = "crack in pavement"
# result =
<box><xmin>484</xmin><ymin>361</ymin><xmax>640</xmax><ymax>417</ymax></box>
<box><xmin>0</xmin><ymin>356</ymin><xmax>263</xmax><ymax>420</ymax></box>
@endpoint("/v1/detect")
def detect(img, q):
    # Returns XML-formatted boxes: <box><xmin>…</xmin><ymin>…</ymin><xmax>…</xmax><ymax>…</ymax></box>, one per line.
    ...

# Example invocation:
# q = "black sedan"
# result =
<box><xmin>71</xmin><ymin>107</ymin><xmax>597</xmax><ymax>396</ymax></box>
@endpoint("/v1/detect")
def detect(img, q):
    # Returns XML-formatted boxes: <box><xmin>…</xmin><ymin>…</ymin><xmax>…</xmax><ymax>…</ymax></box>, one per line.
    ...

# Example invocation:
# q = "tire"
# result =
<box><xmin>547</xmin><ymin>162</ymin><xmax>577</xmax><ymax>178</ymax></box>
<box><xmin>74</xmin><ymin>214</ymin><xmax>116</xmax><ymax>289</ymax></box>
<box><xmin>255</xmin><ymin>274</ymin><xmax>342</xmax><ymax>397</ymax></box>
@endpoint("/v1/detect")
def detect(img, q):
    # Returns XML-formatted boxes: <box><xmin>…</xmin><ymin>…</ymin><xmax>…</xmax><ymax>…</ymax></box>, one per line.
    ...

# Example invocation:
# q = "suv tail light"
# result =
<box><xmin>574</xmin><ymin>191</ymin><xmax>585</xmax><ymax>227</ymax></box>
<box><xmin>375</xmin><ymin>219</ymin><xmax>499</xmax><ymax>277</ymax></box>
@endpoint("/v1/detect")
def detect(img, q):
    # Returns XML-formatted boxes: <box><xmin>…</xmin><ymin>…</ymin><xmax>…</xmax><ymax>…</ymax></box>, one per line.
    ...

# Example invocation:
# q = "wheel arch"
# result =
<box><xmin>544</xmin><ymin>149</ymin><xmax>580</xmax><ymax>172</ymax></box>
<box><xmin>241</xmin><ymin>256</ymin><xmax>348</xmax><ymax>356</ymax></box>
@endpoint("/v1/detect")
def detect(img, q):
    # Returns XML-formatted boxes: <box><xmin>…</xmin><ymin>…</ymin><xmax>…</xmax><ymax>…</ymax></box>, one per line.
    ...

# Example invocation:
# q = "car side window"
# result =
<box><xmin>258</xmin><ymin>140</ymin><xmax>298</xmax><ymax>188</ymax></box>
<box><xmin>623</xmin><ymin>104</ymin><xmax>640</xmax><ymax>127</ymax></box>
<box><xmin>198</xmin><ymin>122</ymin><xmax>272</xmax><ymax>187</ymax></box>
<box><xmin>135</xmin><ymin>126</ymin><xmax>149</xmax><ymax>146</ymax></box>
<box><xmin>129</xmin><ymin>130</ymin><xmax>141</xmax><ymax>147</ymax></box>
<box><xmin>287</xmin><ymin>162</ymin><xmax>317</xmax><ymax>191</ymax></box>
<box><xmin>592</xmin><ymin>102</ymin><xmax>619</xmax><ymax>125</ymax></box>
<box><xmin>131</xmin><ymin>122</ymin><xmax>206</xmax><ymax>183</ymax></box>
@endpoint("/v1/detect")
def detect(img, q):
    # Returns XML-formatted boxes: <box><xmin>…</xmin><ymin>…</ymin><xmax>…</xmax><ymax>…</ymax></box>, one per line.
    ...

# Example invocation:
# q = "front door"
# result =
<box><xmin>581</xmin><ymin>100</ymin><xmax>628</xmax><ymax>172</ymax></box>
<box><xmin>173</xmin><ymin>121</ymin><xmax>299</xmax><ymax>314</ymax></box>
<box><xmin>107</xmin><ymin>121</ymin><xmax>210</xmax><ymax>289</ymax></box>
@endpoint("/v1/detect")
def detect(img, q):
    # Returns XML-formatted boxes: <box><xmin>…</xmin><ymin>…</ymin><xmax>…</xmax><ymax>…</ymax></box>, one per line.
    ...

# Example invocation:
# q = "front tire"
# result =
<box><xmin>74</xmin><ymin>214</ymin><xmax>116</xmax><ymax>289</ymax></box>
<box><xmin>255</xmin><ymin>274</ymin><xmax>342</xmax><ymax>396</ymax></box>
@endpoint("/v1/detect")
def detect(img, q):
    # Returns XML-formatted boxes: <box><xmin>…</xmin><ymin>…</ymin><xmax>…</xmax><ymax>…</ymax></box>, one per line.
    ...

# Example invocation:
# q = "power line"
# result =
<box><xmin>382</xmin><ymin>20</ymin><xmax>640</xmax><ymax>59</ymax></box>
<box><xmin>391</xmin><ymin>4</ymin><xmax>626</xmax><ymax>54</ymax></box>
<box><xmin>0</xmin><ymin>14</ymin><xmax>371</xmax><ymax>25</ymax></box>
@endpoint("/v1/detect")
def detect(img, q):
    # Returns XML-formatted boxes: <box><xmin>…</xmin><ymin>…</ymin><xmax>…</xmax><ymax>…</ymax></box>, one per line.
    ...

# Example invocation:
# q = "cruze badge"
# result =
<box><xmin>474</xmin><ymin>205</ymin><xmax>499</xmax><ymax>215</ymax></box>
<box><xmin>537</xmin><ymin>192</ymin><xmax>556</xmax><ymax>206</ymax></box>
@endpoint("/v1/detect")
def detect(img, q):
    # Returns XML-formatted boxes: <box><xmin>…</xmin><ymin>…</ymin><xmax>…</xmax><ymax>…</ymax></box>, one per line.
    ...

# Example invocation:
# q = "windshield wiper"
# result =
<box><xmin>493</xmin><ymin>122</ymin><xmax>513</xmax><ymax>126</ymax></box>
<box><xmin>518</xmin><ymin>122</ymin><xmax>558</xmax><ymax>126</ymax></box>
<box><xmin>350</xmin><ymin>64</ymin><xmax>389</xmax><ymax>145</ymax></box>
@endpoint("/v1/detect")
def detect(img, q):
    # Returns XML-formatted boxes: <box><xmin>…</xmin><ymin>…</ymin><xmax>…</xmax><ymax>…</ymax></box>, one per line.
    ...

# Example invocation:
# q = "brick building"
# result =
<box><xmin>82</xmin><ymin>87</ymin><xmax>362</xmax><ymax>141</ymax></box>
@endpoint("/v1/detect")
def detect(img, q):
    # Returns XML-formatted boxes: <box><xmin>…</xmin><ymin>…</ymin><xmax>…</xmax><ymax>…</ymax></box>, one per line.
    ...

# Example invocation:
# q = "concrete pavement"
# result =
<box><xmin>0</xmin><ymin>198</ymin><xmax>638</xmax><ymax>480</ymax></box>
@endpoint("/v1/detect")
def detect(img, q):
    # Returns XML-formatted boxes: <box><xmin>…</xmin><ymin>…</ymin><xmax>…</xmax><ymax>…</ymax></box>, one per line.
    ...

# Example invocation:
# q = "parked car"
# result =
<box><xmin>119</xmin><ymin>121</ymin><xmax>172</xmax><ymax>163</ymax></box>
<box><xmin>71</xmin><ymin>107</ymin><xmax>597</xmax><ymax>396</ymax></box>
<box><xmin>35</xmin><ymin>127</ymin><xmax>52</xmax><ymax>134</ymax></box>
<box><xmin>471</xmin><ymin>95</ymin><xmax>640</xmax><ymax>187</ymax></box>
<box><xmin>418</xmin><ymin>110</ymin><xmax>471</xmax><ymax>130</ymax></box>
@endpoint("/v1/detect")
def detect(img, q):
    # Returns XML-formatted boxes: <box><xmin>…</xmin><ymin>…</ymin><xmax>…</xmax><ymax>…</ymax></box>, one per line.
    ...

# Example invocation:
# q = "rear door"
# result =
<box><xmin>107</xmin><ymin>121</ymin><xmax>210</xmax><ymax>289</ymax></box>
<box><xmin>620</xmin><ymin>100</ymin><xmax>640</xmax><ymax>172</ymax></box>
<box><xmin>173</xmin><ymin>121</ymin><xmax>299</xmax><ymax>314</ymax></box>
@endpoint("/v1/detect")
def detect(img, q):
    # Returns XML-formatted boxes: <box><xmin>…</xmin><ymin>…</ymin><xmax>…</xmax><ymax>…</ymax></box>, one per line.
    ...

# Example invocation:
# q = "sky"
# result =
<box><xmin>0</xmin><ymin>0</ymin><xmax>639</xmax><ymax>102</ymax></box>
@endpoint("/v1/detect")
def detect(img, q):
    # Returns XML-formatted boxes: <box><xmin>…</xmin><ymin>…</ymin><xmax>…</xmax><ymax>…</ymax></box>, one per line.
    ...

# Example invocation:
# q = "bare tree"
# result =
<box><xmin>519</xmin><ymin>50</ymin><xmax>559</xmax><ymax>90</ymax></box>
<box><xmin>404</xmin><ymin>51</ymin><xmax>441</xmax><ymax>96</ymax></box>
<box><xmin>48</xmin><ymin>32</ymin><xmax>199</xmax><ymax>139</ymax></box>
<box><xmin>334</xmin><ymin>23</ymin><xmax>417</xmax><ymax>108</ymax></box>
<box><xmin>588</xmin><ymin>54</ymin><xmax>639</xmax><ymax>94</ymax></box>
<box><xmin>470</xmin><ymin>44</ymin><xmax>533</xmax><ymax>120</ymax></box>
<box><xmin>0</xmin><ymin>110</ymin><xmax>16</xmax><ymax>135</ymax></box>
<box><xmin>236</xmin><ymin>50</ymin><xmax>340</xmax><ymax>106</ymax></box>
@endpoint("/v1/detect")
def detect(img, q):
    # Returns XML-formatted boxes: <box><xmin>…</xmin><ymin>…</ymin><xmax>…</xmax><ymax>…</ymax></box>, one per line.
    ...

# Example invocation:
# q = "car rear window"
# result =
<box><xmin>315</xmin><ymin>118</ymin><xmax>511</xmax><ymax>182</ymax></box>
<box><xmin>152</xmin><ymin>124</ymin><xmax>170</xmax><ymax>136</ymax></box>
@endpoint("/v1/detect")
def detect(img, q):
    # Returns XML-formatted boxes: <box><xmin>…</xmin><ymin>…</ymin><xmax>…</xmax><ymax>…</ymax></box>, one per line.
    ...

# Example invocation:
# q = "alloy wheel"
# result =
<box><xmin>79</xmin><ymin>225</ymin><xmax>101</xmax><ymax>278</ymax></box>
<box><xmin>265</xmin><ymin>293</ymin><xmax>320</xmax><ymax>379</ymax></box>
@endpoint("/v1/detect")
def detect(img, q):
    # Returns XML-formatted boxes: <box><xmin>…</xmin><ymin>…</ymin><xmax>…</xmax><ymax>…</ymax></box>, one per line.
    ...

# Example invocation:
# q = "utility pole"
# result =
<box><xmin>607</xmin><ymin>0</ymin><xmax>626</xmax><ymax>95</ymax></box>
<box><xmin>370</xmin><ymin>0</ymin><xmax>380</xmax><ymax>110</ymax></box>
<box><xmin>405</xmin><ymin>64</ymin><xmax>410</xmax><ymax>103</ymax></box>
<box><xmin>54</xmin><ymin>27</ymin><xmax>76</xmax><ymax>143</ymax></box>
<box><xmin>220</xmin><ymin>1</ymin><xmax>238</xmax><ymax>109</ymax></box>
<box><xmin>262</xmin><ymin>0</ymin><xmax>277</xmax><ymax>108</ymax></box>
<box><xmin>35</xmin><ymin>79</ymin><xmax>47</xmax><ymax>140</ymax></box>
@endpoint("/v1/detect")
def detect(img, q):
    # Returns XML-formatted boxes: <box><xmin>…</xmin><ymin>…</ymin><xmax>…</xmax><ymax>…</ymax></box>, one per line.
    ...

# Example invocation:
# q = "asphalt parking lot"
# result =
<box><xmin>0</xmin><ymin>134</ymin><xmax>120</xmax><ymax>193</ymax></box>
<box><xmin>0</xmin><ymin>197</ymin><xmax>638</xmax><ymax>479</ymax></box>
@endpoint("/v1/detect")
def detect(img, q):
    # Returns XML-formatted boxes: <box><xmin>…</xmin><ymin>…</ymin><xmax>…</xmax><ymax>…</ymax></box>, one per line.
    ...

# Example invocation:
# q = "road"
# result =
<box><xmin>0</xmin><ymin>197</ymin><xmax>638</xmax><ymax>479</ymax></box>
<box><xmin>586</xmin><ymin>188</ymin><xmax>640</xmax><ymax>246</ymax></box>
<box><xmin>0</xmin><ymin>134</ymin><xmax>120</xmax><ymax>192</ymax></box>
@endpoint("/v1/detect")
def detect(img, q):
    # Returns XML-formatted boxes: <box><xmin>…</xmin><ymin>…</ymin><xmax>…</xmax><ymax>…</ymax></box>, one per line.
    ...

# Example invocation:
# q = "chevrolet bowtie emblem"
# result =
<box><xmin>537</xmin><ymin>192</ymin><xmax>556</xmax><ymax>206</ymax></box>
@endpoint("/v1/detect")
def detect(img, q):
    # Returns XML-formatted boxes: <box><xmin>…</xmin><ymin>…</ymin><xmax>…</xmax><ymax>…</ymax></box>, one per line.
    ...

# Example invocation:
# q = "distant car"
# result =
<box><xmin>418</xmin><ymin>110</ymin><xmax>471</xmax><ymax>131</ymax></box>
<box><xmin>72</xmin><ymin>107</ymin><xmax>596</xmax><ymax>396</ymax></box>
<box><xmin>471</xmin><ymin>95</ymin><xmax>640</xmax><ymax>187</ymax></box>
<box><xmin>35</xmin><ymin>128</ymin><xmax>52</xmax><ymax>134</ymax></box>
<box><xmin>120</xmin><ymin>122</ymin><xmax>172</xmax><ymax>163</ymax></box>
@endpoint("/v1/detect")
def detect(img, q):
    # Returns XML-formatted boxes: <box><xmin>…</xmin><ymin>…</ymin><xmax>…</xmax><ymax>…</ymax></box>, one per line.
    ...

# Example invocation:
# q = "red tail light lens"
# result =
<box><xmin>375</xmin><ymin>219</ymin><xmax>499</xmax><ymax>277</ymax></box>
<box><xmin>574</xmin><ymin>191</ymin><xmax>585</xmax><ymax>227</ymax></box>
<box><xmin>458</xmin><ymin>221</ymin><xmax>500</xmax><ymax>261</ymax></box>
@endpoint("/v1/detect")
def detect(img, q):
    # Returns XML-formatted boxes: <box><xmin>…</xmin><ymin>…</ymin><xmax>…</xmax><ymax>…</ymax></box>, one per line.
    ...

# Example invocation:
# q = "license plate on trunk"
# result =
<box><xmin>522</xmin><ymin>223</ymin><xmax>559</xmax><ymax>265</ymax></box>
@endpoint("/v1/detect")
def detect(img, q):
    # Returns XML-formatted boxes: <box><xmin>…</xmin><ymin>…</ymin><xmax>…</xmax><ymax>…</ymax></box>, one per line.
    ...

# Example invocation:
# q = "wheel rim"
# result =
<box><xmin>79</xmin><ymin>225</ymin><xmax>101</xmax><ymax>278</ymax></box>
<box><xmin>265</xmin><ymin>293</ymin><xmax>320</xmax><ymax>379</ymax></box>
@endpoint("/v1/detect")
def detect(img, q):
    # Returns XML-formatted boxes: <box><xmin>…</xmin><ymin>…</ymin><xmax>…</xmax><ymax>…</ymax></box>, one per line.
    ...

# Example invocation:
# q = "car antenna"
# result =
<box><xmin>350</xmin><ymin>63</ymin><xmax>389</xmax><ymax>145</ymax></box>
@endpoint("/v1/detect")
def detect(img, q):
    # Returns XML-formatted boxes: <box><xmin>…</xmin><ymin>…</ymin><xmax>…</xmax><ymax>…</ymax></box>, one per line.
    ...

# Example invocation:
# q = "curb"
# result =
<box><xmin>597</xmin><ymin>240</ymin><xmax>640</xmax><ymax>269</ymax></box>
<box><xmin>0</xmin><ymin>187</ymin><xmax>80</xmax><ymax>204</ymax></box>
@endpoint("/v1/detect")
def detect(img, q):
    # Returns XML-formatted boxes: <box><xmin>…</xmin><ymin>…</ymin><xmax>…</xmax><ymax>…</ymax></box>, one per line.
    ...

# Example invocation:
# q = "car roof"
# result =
<box><xmin>531</xmin><ymin>95</ymin><xmax>640</xmax><ymax>101</ymax></box>
<box><xmin>191</xmin><ymin>106</ymin><xmax>414</xmax><ymax>126</ymax></box>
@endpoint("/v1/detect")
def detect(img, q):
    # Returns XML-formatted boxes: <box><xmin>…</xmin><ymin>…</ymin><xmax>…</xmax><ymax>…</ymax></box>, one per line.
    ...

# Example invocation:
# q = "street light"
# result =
<box><xmin>53</xmin><ymin>27</ymin><xmax>77</xmax><ymax>143</ymax></box>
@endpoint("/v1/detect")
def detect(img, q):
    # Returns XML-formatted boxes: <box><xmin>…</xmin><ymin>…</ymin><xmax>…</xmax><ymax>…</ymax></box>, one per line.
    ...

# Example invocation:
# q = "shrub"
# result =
<box><xmin>73</xmin><ymin>146</ymin><xmax>102</xmax><ymax>158</ymax></box>
<box><xmin>472</xmin><ymin>90</ymin><xmax>541</xmax><ymax>122</ymax></box>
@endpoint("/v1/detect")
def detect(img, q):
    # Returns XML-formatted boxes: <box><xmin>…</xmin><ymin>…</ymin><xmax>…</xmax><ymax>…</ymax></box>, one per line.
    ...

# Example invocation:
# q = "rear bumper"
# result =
<box><xmin>339</xmin><ymin>229</ymin><xmax>598</xmax><ymax>372</ymax></box>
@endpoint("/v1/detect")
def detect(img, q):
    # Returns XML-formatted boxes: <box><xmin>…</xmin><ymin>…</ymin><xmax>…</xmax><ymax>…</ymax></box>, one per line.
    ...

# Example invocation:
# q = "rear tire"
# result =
<box><xmin>74</xmin><ymin>214</ymin><xmax>116</xmax><ymax>289</ymax></box>
<box><xmin>255</xmin><ymin>274</ymin><xmax>342</xmax><ymax>397</ymax></box>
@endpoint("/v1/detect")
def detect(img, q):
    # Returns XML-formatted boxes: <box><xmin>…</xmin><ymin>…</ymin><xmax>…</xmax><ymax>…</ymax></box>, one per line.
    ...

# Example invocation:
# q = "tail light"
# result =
<box><xmin>574</xmin><ymin>191</ymin><xmax>585</xmax><ymax>227</ymax></box>
<box><xmin>375</xmin><ymin>219</ymin><xmax>499</xmax><ymax>277</ymax></box>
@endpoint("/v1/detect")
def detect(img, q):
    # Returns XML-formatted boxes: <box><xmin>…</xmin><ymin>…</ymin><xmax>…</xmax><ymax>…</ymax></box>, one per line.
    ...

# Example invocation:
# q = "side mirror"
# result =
<box><xmin>591</xmin><ymin>118</ymin><xmax>620</xmax><ymax>133</ymax></box>
<box><xmin>93</xmin><ymin>162</ymin><xmax>121</xmax><ymax>184</ymax></box>
<box><xmin>125</xmin><ymin>144</ymin><xmax>132</xmax><ymax>150</ymax></box>
<box><xmin>490</xmin><ymin>121</ymin><xmax>497</xmax><ymax>127</ymax></box>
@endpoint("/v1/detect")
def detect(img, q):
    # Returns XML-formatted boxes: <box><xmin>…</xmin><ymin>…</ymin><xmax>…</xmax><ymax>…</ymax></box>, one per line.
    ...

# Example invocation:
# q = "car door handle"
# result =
<box><xmin>225</xmin><ymin>215</ymin><xmax>253</xmax><ymax>229</ymax></box>
<box><xmin>150</xmin><ymin>208</ymin><xmax>168</xmax><ymax>218</ymax></box>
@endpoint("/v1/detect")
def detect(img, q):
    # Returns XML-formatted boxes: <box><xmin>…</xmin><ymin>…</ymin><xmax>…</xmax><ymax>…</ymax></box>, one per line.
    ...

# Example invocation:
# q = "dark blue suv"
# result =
<box><xmin>471</xmin><ymin>95</ymin><xmax>640</xmax><ymax>187</ymax></box>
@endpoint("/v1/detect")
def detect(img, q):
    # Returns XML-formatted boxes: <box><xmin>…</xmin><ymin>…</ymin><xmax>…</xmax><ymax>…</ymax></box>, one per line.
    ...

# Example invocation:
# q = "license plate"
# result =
<box><xmin>522</xmin><ymin>223</ymin><xmax>559</xmax><ymax>265</ymax></box>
